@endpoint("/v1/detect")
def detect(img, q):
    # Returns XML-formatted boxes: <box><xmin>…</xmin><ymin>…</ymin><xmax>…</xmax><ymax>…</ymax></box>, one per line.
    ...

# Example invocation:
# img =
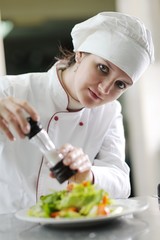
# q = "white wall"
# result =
<box><xmin>116</xmin><ymin>0</ymin><xmax>160</xmax><ymax>196</ymax></box>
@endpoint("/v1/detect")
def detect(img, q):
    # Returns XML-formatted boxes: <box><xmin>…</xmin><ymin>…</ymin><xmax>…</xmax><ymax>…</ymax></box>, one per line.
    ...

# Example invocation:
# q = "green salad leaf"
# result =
<box><xmin>28</xmin><ymin>182</ymin><xmax>113</xmax><ymax>218</ymax></box>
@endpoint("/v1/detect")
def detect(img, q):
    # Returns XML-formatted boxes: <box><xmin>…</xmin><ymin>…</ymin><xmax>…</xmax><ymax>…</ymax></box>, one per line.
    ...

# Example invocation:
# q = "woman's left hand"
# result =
<box><xmin>58</xmin><ymin>143</ymin><xmax>94</xmax><ymax>183</ymax></box>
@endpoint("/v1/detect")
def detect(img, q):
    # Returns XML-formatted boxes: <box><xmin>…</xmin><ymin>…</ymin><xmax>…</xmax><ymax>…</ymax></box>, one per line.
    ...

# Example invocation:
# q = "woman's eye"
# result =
<box><xmin>116</xmin><ymin>80</ymin><xmax>126</xmax><ymax>89</ymax></box>
<box><xmin>98</xmin><ymin>64</ymin><xmax>109</xmax><ymax>74</ymax></box>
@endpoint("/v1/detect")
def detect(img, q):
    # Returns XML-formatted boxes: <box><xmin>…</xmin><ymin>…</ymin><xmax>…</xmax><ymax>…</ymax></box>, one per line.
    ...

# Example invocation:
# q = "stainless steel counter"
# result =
<box><xmin>0</xmin><ymin>197</ymin><xmax>159</xmax><ymax>240</ymax></box>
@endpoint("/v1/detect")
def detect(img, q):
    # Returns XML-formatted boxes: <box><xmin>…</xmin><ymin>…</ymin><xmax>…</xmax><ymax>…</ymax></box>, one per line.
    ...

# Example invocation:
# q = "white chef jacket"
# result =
<box><xmin>0</xmin><ymin>63</ymin><xmax>131</xmax><ymax>214</ymax></box>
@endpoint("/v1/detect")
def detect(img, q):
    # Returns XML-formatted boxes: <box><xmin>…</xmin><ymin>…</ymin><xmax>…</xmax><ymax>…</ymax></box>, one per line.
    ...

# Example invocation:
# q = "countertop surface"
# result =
<box><xmin>0</xmin><ymin>196</ymin><xmax>160</xmax><ymax>240</ymax></box>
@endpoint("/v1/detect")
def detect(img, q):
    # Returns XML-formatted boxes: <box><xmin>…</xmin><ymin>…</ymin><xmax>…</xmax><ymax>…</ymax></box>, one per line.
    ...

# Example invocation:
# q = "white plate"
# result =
<box><xmin>15</xmin><ymin>197</ymin><xmax>148</xmax><ymax>227</ymax></box>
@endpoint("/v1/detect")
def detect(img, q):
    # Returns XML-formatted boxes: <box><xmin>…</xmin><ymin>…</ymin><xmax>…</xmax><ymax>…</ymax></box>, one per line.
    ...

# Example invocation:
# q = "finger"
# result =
<box><xmin>10</xmin><ymin>118</ymin><xmax>26</xmax><ymax>138</ymax></box>
<box><xmin>0</xmin><ymin>117</ymin><xmax>15</xmax><ymax>141</ymax></box>
<box><xmin>63</xmin><ymin>148</ymin><xmax>83</xmax><ymax>165</ymax></box>
<box><xmin>1</xmin><ymin>108</ymin><xmax>28</xmax><ymax>138</ymax></box>
<box><xmin>59</xmin><ymin>143</ymin><xmax>74</xmax><ymax>155</ymax></box>
<box><xmin>12</xmin><ymin>110</ymin><xmax>30</xmax><ymax>135</ymax></box>
<box><xmin>69</xmin><ymin>169</ymin><xmax>93</xmax><ymax>183</ymax></box>
<box><xmin>6</xmin><ymin>99</ymin><xmax>39</xmax><ymax>133</ymax></box>
<box><xmin>69</xmin><ymin>157</ymin><xmax>84</xmax><ymax>169</ymax></box>
<box><xmin>78</xmin><ymin>161</ymin><xmax>92</xmax><ymax>172</ymax></box>
<box><xmin>60</xmin><ymin>143</ymin><xmax>74</xmax><ymax>150</ymax></box>
<box><xmin>2</xmin><ymin>100</ymin><xmax>39</xmax><ymax>135</ymax></box>
<box><xmin>70</xmin><ymin>155</ymin><xmax>91</xmax><ymax>172</ymax></box>
<box><xmin>14</xmin><ymin>99</ymin><xmax>39</xmax><ymax>121</ymax></box>
<box><xmin>49</xmin><ymin>171</ymin><xmax>55</xmax><ymax>178</ymax></box>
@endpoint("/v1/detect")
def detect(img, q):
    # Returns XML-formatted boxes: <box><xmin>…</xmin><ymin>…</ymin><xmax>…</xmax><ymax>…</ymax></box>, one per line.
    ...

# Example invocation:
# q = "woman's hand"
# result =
<box><xmin>0</xmin><ymin>96</ymin><xmax>39</xmax><ymax>141</ymax></box>
<box><xmin>58</xmin><ymin>143</ymin><xmax>94</xmax><ymax>184</ymax></box>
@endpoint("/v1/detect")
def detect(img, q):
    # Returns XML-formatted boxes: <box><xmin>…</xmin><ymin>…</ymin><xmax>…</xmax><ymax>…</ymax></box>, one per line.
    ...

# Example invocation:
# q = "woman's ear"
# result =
<box><xmin>75</xmin><ymin>51</ymin><xmax>85</xmax><ymax>63</ymax></box>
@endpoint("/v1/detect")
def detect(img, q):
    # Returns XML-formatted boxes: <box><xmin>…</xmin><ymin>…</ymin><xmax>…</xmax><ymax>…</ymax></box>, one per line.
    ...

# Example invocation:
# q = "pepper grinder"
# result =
<box><xmin>26</xmin><ymin>117</ymin><xmax>77</xmax><ymax>183</ymax></box>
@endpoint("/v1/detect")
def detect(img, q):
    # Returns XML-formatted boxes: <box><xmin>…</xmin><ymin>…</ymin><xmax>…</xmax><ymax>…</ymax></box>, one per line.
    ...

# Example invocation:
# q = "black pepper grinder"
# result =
<box><xmin>26</xmin><ymin>117</ymin><xmax>77</xmax><ymax>183</ymax></box>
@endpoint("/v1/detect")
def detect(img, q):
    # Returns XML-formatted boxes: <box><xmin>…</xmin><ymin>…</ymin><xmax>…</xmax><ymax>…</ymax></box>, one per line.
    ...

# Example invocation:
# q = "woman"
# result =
<box><xmin>0</xmin><ymin>12</ymin><xmax>154</xmax><ymax>214</ymax></box>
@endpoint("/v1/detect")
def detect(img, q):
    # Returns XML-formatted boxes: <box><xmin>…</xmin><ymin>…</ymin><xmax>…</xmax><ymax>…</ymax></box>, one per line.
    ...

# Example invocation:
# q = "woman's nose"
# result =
<box><xmin>98</xmin><ymin>81</ymin><xmax>113</xmax><ymax>95</ymax></box>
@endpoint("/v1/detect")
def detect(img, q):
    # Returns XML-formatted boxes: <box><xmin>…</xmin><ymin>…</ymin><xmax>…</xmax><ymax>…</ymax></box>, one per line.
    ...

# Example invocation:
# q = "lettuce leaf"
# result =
<box><xmin>27</xmin><ymin>182</ymin><xmax>111</xmax><ymax>218</ymax></box>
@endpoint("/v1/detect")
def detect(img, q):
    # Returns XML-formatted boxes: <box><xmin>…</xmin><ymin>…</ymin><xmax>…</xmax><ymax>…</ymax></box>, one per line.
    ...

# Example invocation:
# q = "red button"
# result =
<box><xmin>54</xmin><ymin>116</ymin><xmax>59</xmax><ymax>121</ymax></box>
<box><xmin>79</xmin><ymin>122</ymin><xmax>84</xmax><ymax>126</ymax></box>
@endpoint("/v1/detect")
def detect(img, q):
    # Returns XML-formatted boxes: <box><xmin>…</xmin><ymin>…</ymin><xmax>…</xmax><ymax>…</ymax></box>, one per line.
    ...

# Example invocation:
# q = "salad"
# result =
<box><xmin>28</xmin><ymin>181</ymin><xmax>114</xmax><ymax>219</ymax></box>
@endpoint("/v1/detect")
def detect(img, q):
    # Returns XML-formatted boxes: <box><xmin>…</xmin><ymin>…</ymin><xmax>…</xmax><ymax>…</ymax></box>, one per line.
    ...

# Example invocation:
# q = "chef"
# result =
<box><xmin>0</xmin><ymin>12</ymin><xmax>154</xmax><ymax>214</ymax></box>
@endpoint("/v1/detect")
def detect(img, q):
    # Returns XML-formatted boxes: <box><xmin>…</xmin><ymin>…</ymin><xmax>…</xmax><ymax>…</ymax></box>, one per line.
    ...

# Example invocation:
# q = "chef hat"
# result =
<box><xmin>71</xmin><ymin>12</ymin><xmax>154</xmax><ymax>82</ymax></box>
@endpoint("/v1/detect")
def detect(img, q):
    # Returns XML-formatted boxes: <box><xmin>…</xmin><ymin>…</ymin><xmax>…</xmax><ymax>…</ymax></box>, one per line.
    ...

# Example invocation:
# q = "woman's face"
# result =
<box><xmin>67</xmin><ymin>52</ymin><xmax>133</xmax><ymax>108</ymax></box>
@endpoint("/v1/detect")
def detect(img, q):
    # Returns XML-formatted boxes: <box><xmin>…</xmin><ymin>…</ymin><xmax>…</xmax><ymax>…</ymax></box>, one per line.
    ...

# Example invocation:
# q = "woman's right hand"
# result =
<box><xmin>0</xmin><ymin>96</ymin><xmax>39</xmax><ymax>141</ymax></box>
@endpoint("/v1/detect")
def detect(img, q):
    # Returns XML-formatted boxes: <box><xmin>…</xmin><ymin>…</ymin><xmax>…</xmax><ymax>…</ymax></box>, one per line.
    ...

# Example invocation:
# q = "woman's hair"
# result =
<box><xmin>55</xmin><ymin>45</ymin><xmax>76</xmax><ymax>67</ymax></box>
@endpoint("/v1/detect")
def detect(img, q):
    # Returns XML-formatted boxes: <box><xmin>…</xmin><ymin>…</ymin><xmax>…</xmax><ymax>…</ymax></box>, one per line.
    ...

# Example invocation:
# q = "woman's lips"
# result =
<box><xmin>88</xmin><ymin>88</ymin><xmax>102</xmax><ymax>100</ymax></box>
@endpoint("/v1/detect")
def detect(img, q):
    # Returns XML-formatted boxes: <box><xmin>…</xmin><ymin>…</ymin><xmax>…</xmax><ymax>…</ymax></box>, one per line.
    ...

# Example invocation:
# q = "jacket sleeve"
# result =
<box><xmin>91</xmin><ymin>106</ymin><xmax>131</xmax><ymax>198</ymax></box>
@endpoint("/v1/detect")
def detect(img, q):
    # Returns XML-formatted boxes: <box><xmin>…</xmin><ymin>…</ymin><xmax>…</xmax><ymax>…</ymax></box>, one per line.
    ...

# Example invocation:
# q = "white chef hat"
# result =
<box><xmin>71</xmin><ymin>12</ymin><xmax>154</xmax><ymax>82</ymax></box>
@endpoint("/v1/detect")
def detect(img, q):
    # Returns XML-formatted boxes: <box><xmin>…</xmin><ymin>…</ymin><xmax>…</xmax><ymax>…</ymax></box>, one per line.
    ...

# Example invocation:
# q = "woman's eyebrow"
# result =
<box><xmin>125</xmin><ymin>79</ymin><xmax>133</xmax><ymax>86</ymax></box>
<box><xmin>104</xmin><ymin>60</ymin><xmax>113</xmax><ymax>70</ymax></box>
<box><xmin>104</xmin><ymin>60</ymin><xmax>133</xmax><ymax>85</ymax></box>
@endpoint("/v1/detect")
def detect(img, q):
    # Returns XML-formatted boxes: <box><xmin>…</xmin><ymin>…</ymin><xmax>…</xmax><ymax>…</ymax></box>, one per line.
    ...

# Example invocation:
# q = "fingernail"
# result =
<box><xmin>72</xmin><ymin>162</ymin><xmax>78</xmax><ymax>168</ymax></box>
<box><xmin>79</xmin><ymin>166</ymin><xmax>85</xmax><ymax>172</ymax></box>
<box><xmin>24</xmin><ymin>124</ymin><xmax>30</xmax><ymax>133</ymax></box>
<box><xmin>35</xmin><ymin>115</ymin><xmax>40</xmax><ymax>121</ymax></box>
<box><xmin>63</xmin><ymin>159</ymin><xmax>70</xmax><ymax>165</ymax></box>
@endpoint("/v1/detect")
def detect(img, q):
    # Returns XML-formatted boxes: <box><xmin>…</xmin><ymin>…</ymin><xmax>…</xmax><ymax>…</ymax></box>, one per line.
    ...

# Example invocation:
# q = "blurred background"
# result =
<box><xmin>0</xmin><ymin>0</ymin><xmax>160</xmax><ymax>197</ymax></box>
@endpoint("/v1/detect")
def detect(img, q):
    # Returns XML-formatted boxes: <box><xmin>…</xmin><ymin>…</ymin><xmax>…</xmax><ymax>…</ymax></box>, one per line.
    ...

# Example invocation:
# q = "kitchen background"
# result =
<box><xmin>0</xmin><ymin>0</ymin><xmax>160</xmax><ymax>197</ymax></box>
